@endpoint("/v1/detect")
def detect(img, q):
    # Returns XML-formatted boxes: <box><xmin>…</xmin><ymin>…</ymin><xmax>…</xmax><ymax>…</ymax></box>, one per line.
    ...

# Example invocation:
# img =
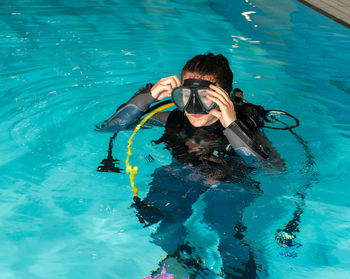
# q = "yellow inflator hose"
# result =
<box><xmin>125</xmin><ymin>102</ymin><xmax>174</xmax><ymax>197</ymax></box>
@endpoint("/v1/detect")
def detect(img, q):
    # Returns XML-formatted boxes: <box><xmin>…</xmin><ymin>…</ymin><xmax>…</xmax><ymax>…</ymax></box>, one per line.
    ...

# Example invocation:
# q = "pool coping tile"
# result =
<box><xmin>298</xmin><ymin>0</ymin><xmax>350</xmax><ymax>28</ymax></box>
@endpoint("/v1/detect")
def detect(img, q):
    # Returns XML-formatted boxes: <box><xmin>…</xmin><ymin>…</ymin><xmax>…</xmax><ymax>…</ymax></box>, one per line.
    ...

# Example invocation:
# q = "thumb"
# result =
<box><xmin>209</xmin><ymin>109</ymin><xmax>222</xmax><ymax>119</ymax></box>
<box><xmin>209</xmin><ymin>109</ymin><xmax>226</xmax><ymax>127</ymax></box>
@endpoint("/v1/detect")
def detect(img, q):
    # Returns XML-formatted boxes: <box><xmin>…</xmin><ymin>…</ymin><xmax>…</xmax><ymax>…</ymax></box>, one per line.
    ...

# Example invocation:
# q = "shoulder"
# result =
<box><xmin>165</xmin><ymin>109</ymin><xmax>185</xmax><ymax>129</ymax></box>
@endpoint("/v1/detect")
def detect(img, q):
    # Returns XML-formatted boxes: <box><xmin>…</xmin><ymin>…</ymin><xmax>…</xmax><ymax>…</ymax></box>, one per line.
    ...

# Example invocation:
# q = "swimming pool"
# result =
<box><xmin>1</xmin><ymin>0</ymin><xmax>350</xmax><ymax>278</ymax></box>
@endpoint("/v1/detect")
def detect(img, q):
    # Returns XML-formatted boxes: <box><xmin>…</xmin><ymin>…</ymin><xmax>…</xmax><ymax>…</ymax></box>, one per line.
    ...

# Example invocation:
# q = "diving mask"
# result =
<box><xmin>171</xmin><ymin>79</ymin><xmax>216</xmax><ymax>114</ymax></box>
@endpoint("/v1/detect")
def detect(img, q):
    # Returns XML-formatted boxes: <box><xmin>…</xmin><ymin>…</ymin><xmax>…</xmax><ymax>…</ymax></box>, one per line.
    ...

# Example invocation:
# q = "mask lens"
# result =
<box><xmin>182</xmin><ymin>88</ymin><xmax>191</xmax><ymax>105</ymax></box>
<box><xmin>197</xmin><ymin>89</ymin><xmax>215</xmax><ymax>111</ymax></box>
<box><xmin>172</xmin><ymin>87</ymin><xmax>191</xmax><ymax>109</ymax></box>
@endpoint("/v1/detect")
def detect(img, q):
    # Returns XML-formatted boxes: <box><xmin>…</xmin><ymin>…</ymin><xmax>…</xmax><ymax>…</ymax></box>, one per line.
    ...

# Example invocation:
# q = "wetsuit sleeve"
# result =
<box><xmin>252</xmin><ymin>130</ymin><xmax>286</xmax><ymax>168</ymax></box>
<box><xmin>224</xmin><ymin>120</ymin><xmax>286</xmax><ymax>168</ymax></box>
<box><xmin>96</xmin><ymin>84</ymin><xmax>169</xmax><ymax>132</ymax></box>
<box><xmin>223</xmin><ymin>120</ymin><xmax>269</xmax><ymax>163</ymax></box>
<box><xmin>145</xmin><ymin>111</ymin><xmax>172</xmax><ymax>127</ymax></box>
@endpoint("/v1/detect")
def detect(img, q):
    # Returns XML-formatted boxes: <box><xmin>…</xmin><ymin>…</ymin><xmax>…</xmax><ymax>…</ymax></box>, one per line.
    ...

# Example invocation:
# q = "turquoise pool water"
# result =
<box><xmin>1</xmin><ymin>0</ymin><xmax>350</xmax><ymax>278</ymax></box>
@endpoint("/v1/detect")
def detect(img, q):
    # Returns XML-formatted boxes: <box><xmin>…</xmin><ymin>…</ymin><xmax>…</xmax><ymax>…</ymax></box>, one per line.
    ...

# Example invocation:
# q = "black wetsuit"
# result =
<box><xmin>143</xmin><ymin>110</ymin><xmax>262</xmax><ymax>278</ymax></box>
<box><xmin>97</xmin><ymin>84</ymin><xmax>283</xmax><ymax>278</ymax></box>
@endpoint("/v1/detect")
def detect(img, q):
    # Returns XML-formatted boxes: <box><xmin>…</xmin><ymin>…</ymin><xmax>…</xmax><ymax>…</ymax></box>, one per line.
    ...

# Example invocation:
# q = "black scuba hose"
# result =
<box><xmin>263</xmin><ymin>110</ymin><xmax>300</xmax><ymax>130</ymax></box>
<box><xmin>97</xmin><ymin>132</ymin><xmax>123</xmax><ymax>173</ymax></box>
<box><xmin>249</xmin><ymin>108</ymin><xmax>319</xmax><ymax>255</ymax></box>
<box><xmin>273</xmin><ymin>117</ymin><xmax>319</xmax><ymax>256</ymax></box>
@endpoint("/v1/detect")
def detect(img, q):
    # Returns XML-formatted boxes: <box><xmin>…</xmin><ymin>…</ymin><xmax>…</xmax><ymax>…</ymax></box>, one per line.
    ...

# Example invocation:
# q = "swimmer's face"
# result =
<box><xmin>182</xmin><ymin>72</ymin><xmax>219</xmax><ymax>127</ymax></box>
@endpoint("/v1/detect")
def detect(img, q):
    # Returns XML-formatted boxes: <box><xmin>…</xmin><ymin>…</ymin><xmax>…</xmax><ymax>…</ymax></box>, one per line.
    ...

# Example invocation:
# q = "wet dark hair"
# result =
<box><xmin>181</xmin><ymin>53</ymin><xmax>233</xmax><ymax>93</ymax></box>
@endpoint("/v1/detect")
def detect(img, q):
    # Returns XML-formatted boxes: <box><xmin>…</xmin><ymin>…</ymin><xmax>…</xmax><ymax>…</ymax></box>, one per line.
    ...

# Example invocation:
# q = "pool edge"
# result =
<box><xmin>298</xmin><ymin>0</ymin><xmax>350</xmax><ymax>29</ymax></box>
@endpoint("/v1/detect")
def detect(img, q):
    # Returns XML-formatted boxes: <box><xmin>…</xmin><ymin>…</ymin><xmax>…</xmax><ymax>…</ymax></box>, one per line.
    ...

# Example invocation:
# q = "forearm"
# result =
<box><xmin>97</xmin><ymin>84</ymin><xmax>157</xmax><ymax>132</ymax></box>
<box><xmin>223</xmin><ymin>120</ymin><xmax>269</xmax><ymax>163</ymax></box>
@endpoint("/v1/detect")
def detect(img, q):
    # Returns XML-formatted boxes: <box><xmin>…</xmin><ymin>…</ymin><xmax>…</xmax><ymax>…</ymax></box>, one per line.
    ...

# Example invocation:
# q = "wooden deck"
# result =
<box><xmin>298</xmin><ymin>0</ymin><xmax>350</xmax><ymax>28</ymax></box>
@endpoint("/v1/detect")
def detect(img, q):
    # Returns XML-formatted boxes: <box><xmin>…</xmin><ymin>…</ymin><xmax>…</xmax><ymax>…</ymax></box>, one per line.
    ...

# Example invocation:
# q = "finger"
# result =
<box><xmin>209</xmin><ymin>83</ymin><xmax>228</xmax><ymax>94</ymax></box>
<box><xmin>208</xmin><ymin>109</ymin><xmax>222</xmax><ymax>119</ymax></box>
<box><xmin>153</xmin><ymin>84</ymin><xmax>172</xmax><ymax>97</ymax></box>
<box><xmin>210</xmin><ymin>105</ymin><xmax>236</xmax><ymax>128</ymax></box>
<box><xmin>151</xmin><ymin>77</ymin><xmax>176</xmax><ymax>99</ymax></box>
<box><xmin>207</xmin><ymin>90</ymin><xmax>227</xmax><ymax>105</ymax></box>
<box><xmin>162</xmin><ymin>76</ymin><xmax>181</xmax><ymax>89</ymax></box>
<box><xmin>207</xmin><ymin>90</ymin><xmax>234</xmax><ymax>112</ymax></box>
<box><xmin>207</xmin><ymin>93</ymin><xmax>227</xmax><ymax>109</ymax></box>
<box><xmin>209</xmin><ymin>89</ymin><xmax>231</xmax><ymax>105</ymax></box>
<box><xmin>159</xmin><ymin>90</ymin><xmax>172</xmax><ymax>98</ymax></box>
<box><xmin>158</xmin><ymin>84</ymin><xmax>173</xmax><ymax>93</ymax></box>
<box><xmin>172</xmin><ymin>75</ymin><xmax>181</xmax><ymax>87</ymax></box>
<box><xmin>166</xmin><ymin>77</ymin><xmax>178</xmax><ymax>89</ymax></box>
<box><xmin>209</xmin><ymin>84</ymin><xmax>231</xmax><ymax>102</ymax></box>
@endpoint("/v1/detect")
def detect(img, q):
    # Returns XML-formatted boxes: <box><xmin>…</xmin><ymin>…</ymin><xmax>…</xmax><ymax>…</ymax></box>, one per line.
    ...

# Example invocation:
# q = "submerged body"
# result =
<box><xmin>97</xmin><ymin>85</ymin><xmax>281</xmax><ymax>278</ymax></box>
<box><xmin>142</xmin><ymin>109</ymin><xmax>263</xmax><ymax>278</ymax></box>
<box><xmin>97</xmin><ymin>53</ymin><xmax>284</xmax><ymax>277</ymax></box>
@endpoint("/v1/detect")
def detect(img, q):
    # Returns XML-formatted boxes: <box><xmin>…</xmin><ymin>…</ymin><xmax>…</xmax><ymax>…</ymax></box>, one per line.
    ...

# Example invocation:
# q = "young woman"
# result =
<box><xmin>97</xmin><ymin>53</ymin><xmax>283</xmax><ymax>278</ymax></box>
